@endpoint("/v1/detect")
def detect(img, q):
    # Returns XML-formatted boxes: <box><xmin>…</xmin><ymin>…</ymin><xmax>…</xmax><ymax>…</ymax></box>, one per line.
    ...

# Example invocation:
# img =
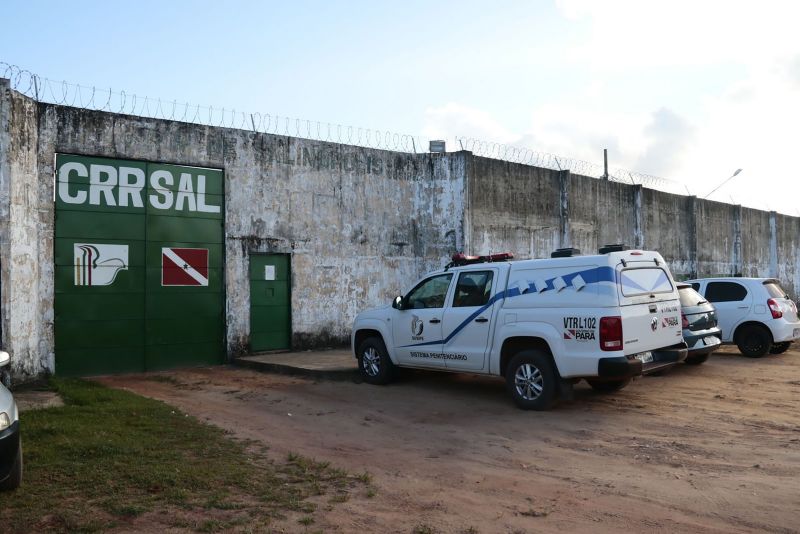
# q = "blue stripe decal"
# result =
<box><xmin>399</xmin><ymin>266</ymin><xmax>617</xmax><ymax>348</ymax></box>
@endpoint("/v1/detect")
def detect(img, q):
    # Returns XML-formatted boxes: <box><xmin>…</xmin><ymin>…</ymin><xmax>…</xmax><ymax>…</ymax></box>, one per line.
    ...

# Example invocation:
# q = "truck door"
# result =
<box><xmin>391</xmin><ymin>273</ymin><xmax>453</xmax><ymax>367</ymax></box>
<box><xmin>440</xmin><ymin>269</ymin><xmax>497</xmax><ymax>372</ymax></box>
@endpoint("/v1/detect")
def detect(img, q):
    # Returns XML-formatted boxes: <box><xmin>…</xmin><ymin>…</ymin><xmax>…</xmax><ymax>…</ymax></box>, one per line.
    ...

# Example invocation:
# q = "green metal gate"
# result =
<box><xmin>249</xmin><ymin>254</ymin><xmax>291</xmax><ymax>351</ymax></box>
<box><xmin>54</xmin><ymin>155</ymin><xmax>225</xmax><ymax>376</ymax></box>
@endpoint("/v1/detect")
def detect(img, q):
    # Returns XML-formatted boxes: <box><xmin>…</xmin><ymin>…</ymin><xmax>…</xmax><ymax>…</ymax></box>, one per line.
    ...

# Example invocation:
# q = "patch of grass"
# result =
<box><xmin>0</xmin><ymin>378</ymin><xmax>365</xmax><ymax>533</ymax></box>
<box><xmin>413</xmin><ymin>525</ymin><xmax>438</xmax><ymax>534</ymax></box>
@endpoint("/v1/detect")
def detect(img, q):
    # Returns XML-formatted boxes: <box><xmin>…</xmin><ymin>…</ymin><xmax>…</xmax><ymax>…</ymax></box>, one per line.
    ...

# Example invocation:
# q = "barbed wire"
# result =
<box><xmin>0</xmin><ymin>62</ymin><xmax>425</xmax><ymax>153</ymax></box>
<box><xmin>454</xmin><ymin>137</ymin><xmax>688</xmax><ymax>196</ymax></box>
<box><xmin>2</xmin><ymin>61</ymin><xmax>789</xmax><ymax>213</ymax></box>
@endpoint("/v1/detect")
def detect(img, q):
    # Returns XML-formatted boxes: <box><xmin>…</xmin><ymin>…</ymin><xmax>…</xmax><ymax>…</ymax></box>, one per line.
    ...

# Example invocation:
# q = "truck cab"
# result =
<box><xmin>352</xmin><ymin>247</ymin><xmax>688</xmax><ymax>410</ymax></box>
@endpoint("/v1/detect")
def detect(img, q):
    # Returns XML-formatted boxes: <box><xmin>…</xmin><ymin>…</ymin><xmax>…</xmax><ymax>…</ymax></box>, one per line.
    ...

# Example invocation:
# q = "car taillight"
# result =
<box><xmin>681</xmin><ymin>313</ymin><xmax>689</xmax><ymax>328</ymax></box>
<box><xmin>599</xmin><ymin>316</ymin><xmax>623</xmax><ymax>351</ymax></box>
<box><xmin>767</xmin><ymin>298</ymin><xmax>783</xmax><ymax>319</ymax></box>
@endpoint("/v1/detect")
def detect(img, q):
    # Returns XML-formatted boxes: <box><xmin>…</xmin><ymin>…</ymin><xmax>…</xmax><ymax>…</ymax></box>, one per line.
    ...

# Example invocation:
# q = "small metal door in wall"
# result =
<box><xmin>249</xmin><ymin>254</ymin><xmax>291</xmax><ymax>351</ymax></box>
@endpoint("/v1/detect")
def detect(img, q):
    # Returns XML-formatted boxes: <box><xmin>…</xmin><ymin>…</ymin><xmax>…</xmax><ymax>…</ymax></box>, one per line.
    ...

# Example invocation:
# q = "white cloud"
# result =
<box><xmin>420</xmin><ymin>1</ymin><xmax>800</xmax><ymax>215</ymax></box>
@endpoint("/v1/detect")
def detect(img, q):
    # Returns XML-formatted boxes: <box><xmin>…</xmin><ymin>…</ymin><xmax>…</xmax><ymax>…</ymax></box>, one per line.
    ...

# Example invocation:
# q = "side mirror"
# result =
<box><xmin>0</xmin><ymin>351</ymin><xmax>9</xmax><ymax>368</ymax></box>
<box><xmin>392</xmin><ymin>295</ymin><xmax>404</xmax><ymax>310</ymax></box>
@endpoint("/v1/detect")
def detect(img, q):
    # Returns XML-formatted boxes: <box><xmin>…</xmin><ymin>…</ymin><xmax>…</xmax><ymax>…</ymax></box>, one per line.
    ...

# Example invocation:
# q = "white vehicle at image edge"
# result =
<box><xmin>686</xmin><ymin>277</ymin><xmax>800</xmax><ymax>357</ymax></box>
<box><xmin>352</xmin><ymin>246</ymin><xmax>689</xmax><ymax>410</ymax></box>
<box><xmin>0</xmin><ymin>351</ymin><xmax>22</xmax><ymax>491</ymax></box>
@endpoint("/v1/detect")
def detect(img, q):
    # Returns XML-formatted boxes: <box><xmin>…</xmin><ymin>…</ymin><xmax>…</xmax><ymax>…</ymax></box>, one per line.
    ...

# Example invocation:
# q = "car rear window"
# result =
<box><xmin>619</xmin><ymin>267</ymin><xmax>673</xmax><ymax>297</ymax></box>
<box><xmin>705</xmin><ymin>281</ymin><xmax>747</xmax><ymax>302</ymax></box>
<box><xmin>764</xmin><ymin>282</ymin><xmax>788</xmax><ymax>299</ymax></box>
<box><xmin>679</xmin><ymin>286</ymin><xmax>707</xmax><ymax>307</ymax></box>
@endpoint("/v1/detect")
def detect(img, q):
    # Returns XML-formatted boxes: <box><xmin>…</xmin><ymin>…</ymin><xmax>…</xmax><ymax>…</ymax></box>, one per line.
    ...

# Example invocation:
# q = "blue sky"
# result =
<box><xmin>3</xmin><ymin>1</ymin><xmax>799</xmax><ymax>214</ymax></box>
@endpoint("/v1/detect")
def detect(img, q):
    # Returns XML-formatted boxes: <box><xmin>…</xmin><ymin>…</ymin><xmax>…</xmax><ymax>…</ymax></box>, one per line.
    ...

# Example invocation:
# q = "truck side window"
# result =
<box><xmin>453</xmin><ymin>271</ymin><xmax>494</xmax><ymax>307</ymax></box>
<box><xmin>705</xmin><ymin>281</ymin><xmax>747</xmax><ymax>302</ymax></box>
<box><xmin>405</xmin><ymin>274</ymin><xmax>453</xmax><ymax>309</ymax></box>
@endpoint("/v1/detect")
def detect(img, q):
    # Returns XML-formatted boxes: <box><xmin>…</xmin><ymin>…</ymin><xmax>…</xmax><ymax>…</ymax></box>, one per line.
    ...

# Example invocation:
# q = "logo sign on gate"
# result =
<box><xmin>74</xmin><ymin>243</ymin><xmax>129</xmax><ymax>286</ymax></box>
<box><xmin>162</xmin><ymin>248</ymin><xmax>209</xmax><ymax>286</ymax></box>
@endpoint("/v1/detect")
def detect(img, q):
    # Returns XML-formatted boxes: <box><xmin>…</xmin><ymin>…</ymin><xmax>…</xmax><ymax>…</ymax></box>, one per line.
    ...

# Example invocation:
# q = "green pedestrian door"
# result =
<box><xmin>249</xmin><ymin>255</ymin><xmax>291</xmax><ymax>351</ymax></box>
<box><xmin>54</xmin><ymin>154</ymin><xmax>225</xmax><ymax>376</ymax></box>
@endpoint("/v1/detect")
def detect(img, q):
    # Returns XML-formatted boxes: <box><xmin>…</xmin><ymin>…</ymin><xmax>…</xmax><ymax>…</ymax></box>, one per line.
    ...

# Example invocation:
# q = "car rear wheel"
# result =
<box><xmin>505</xmin><ymin>350</ymin><xmax>557</xmax><ymax>410</ymax></box>
<box><xmin>684</xmin><ymin>353</ymin><xmax>709</xmax><ymax>365</ymax></box>
<box><xmin>0</xmin><ymin>443</ymin><xmax>22</xmax><ymax>491</ymax></box>
<box><xmin>736</xmin><ymin>325</ymin><xmax>772</xmax><ymax>358</ymax></box>
<box><xmin>769</xmin><ymin>342</ymin><xmax>792</xmax><ymax>355</ymax></box>
<box><xmin>586</xmin><ymin>378</ymin><xmax>631</xmax><ymax>392</ymax></box>
<box><xmin>357</xmin><ymin>337</ymin><xmax>394</xmax><ymax>385</ymax></box>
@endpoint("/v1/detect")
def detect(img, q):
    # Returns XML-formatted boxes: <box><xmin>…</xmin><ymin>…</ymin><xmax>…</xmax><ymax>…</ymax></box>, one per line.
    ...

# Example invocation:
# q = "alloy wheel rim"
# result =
<box><xmin>514</xmin><ymin>363</ymin><xmax>543</xmax><ymax>400</ymax></box>
<box><xmin>362</xmin><ymin>347</ymin><xmax>380</xmax><ymax>376</ymax></box>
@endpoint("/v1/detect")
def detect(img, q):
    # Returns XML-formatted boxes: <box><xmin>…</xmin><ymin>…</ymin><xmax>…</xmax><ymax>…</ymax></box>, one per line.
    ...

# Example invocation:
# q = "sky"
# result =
<box><xmin>2</xmin><ymin>0</ymin><xmax>799</xmax><ymax>214</ymax></box>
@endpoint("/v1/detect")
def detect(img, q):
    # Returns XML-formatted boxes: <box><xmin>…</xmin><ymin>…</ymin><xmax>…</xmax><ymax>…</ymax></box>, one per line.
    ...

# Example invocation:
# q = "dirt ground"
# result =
<box><xmin>99</xmin><ymin>345</ymin><xmax>800</xmax><ymax>533</ymax></box>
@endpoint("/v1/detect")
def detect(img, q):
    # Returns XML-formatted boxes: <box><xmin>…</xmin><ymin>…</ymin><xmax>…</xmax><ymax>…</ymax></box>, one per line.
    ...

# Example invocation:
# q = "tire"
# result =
<box><xmin>684</xmin><ymin>353</ymin><xmax>709</xmax><ymax>365</ymax></box>
<box><xmin>505</xmin><ymin>350</ymin><xmax>557</xmax><ymax>410</ymax></box>
<box><xmin>769</xmin><ymin>342</ymin><xmax>792</xmax><ymax>355</ymax></box>
<box><xmin>0</xmin><ymin>443</ymin><xmax>22</xmax><ymax>491</ymax></box>
<box><xmin>736</xmin><ymin>325</ymin><xmax>772</xmax><ymax>358</ymax></box>
<box><xmin>357</xmin><ymin>337</ymin><xmax>394</xmax><ymax>385</ymax></box>
<box><xmin>586</xmin><ymin>378</ymin><xmax>631</xmax><ymax>392</ymax></box>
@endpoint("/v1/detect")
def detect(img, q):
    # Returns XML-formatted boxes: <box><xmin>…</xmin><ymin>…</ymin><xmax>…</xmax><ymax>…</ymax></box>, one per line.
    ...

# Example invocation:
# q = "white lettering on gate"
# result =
<box><xmin>149</xmin><ymin>170</ymin><xmax>174</xmax><ymax>210</ymax></box>
<box><xmin>196</xmin><ymin>175</ymin><xmax>220</xmax><ymax>214</ymax></box>
<box><xmin>89</xmin><ymin>165</ymin><xmax>117</xmax><ymax>206</ymax></box>
<box><xmin>118</xmin><ymin>167</ymin><xmax>145</xmax><ymax>207</ymax></box>
<box><xmin>175</xmin><ymin>173</ymin><xmax>197</xmax><ymax>212</ymax></box>
<box><xmin>58</xmin><ymin>162</ymin><xmax>221</xmax><ymax>213</ymax></box>
<box><xmin>58</xmin><ymin>162</ymin><xmax>88</xmax><ymax>204</ymax></box>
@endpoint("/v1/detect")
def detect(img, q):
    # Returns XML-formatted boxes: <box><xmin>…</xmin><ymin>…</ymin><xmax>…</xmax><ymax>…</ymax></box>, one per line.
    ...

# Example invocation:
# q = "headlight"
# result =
<box><xmin>0</xmin><ymin>412</ymin><xmax>9</xmax><ymax>432</ymax></box>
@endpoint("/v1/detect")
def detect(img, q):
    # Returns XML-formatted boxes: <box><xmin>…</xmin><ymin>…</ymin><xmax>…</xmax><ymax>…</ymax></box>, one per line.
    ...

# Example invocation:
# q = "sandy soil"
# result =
<box><xmin>98</xmin><ymin>346</ymin><xmax>800</xmax><ymax>533</ymax></box>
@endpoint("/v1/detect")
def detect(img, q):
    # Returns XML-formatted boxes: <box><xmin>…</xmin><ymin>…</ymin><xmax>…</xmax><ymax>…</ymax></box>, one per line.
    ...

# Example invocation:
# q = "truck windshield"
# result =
<box><xmin>620</xmin><ymin>267</ymin><xmax>673</xmax><ymax>297</ymax></box>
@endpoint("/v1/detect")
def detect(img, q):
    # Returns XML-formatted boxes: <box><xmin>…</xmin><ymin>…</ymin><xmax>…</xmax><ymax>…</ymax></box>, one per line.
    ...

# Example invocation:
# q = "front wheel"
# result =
<box><xmin>770</xmin><ymin>342</ymin><xmax>792</xmax><ymax>355</ymax></box>
<box><xmin>0</xmin><ymin>443</ymin><xmax>22</xmax><ymax>491</ymax></box>
<box><xmin>505</xmin><ymin>350</ymin><xmax>557</xmax><ymax>410</ymax></box>
<box><xmin>586</xmin><ymin>378</ymin><xmax>631</xmax><ymax>392</ymax></box>
<box><xmin>736</xmin><ymin>325</ymin><xmax>772</xmax><ymax>358</ymax></box>
<box><xmin>357</xmin><ymin>337</ymin><xmax>394</xmax><ymax>385</ymax></box>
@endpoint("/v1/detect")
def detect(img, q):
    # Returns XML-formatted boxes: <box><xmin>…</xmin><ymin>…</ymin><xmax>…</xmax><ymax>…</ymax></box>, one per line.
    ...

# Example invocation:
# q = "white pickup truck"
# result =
<box><xmin>352</xmin><ymin>247</ymin><xmax>688</xmax><ymax>410</ymax></box>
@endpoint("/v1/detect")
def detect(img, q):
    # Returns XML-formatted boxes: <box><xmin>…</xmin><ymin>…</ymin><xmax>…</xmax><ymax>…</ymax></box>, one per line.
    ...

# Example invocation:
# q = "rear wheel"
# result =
<box><xmin>684</xmin><ymin>353</ymin><xmax>709</xmax><ymax>365</ymax></box>
<box><xmin>505</xmin><ymin>350</ymin><xmax>557</xmax><ymax>410</ymax></box>
<box><xmin>0</xmin><ymin>443</ymin><xmax>22</xmax><ymax>491</ymax></box>
<box><xmin>586</xmin><ymin>378</ymin><xmax>631</xmax><ymax>392</ymax></box>
<box><xmin>770</xmin><ymin>342</ymin><xmax>792</xmax><ymax>355</ymax></box>
<box><xmin>357</xmin><ymin>337</ymin><xmax>394</xmax><ymax>385</ymax></box>
<box><xmin>736</xmin><ymin>325</ymin><xmax>772</xmax><ymax>358</ymax></box>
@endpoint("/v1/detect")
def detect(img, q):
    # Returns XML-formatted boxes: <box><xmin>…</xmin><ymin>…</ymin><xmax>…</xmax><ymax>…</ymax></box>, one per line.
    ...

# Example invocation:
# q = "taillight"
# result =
<box><xmin>767</xmin><ymin>298</ymin><xmax>783</xmax><ymax>319</ymax></box>
<box><xmin>599</xmin><ymin>316</ymin><xmax>623</xmax><ymax>351</ymax></box>
<box><xmin>681</xmin><ymin>313</ymin><xmax>689</xmax><ymax>328</ymax></box>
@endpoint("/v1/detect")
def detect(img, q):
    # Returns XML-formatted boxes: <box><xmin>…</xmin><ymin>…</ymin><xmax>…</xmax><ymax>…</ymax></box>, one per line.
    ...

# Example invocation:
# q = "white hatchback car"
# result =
<box><xmin>686</xmin><ymin>277</ymin><xmax>800</xmax><ymax>357</ymax></box>
<box><xmin>0</xmin><ymin>351</ymin><xmax>21</xmax><ymax>491</ymax></box>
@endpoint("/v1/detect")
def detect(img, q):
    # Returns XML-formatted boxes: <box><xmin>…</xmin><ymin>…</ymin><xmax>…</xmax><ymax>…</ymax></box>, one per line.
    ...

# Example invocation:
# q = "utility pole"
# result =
<box><xmin>602</xmin><ymin>148</ymin><xmax>609</xmax><ymax>180</ymax></box>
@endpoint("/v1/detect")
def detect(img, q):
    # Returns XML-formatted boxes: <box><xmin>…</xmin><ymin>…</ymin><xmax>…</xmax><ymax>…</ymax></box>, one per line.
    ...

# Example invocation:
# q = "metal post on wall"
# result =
<box><xmin>602</xmin><ymin>149</ymin><xmax>609</xmax><ymax>180</ymax></box>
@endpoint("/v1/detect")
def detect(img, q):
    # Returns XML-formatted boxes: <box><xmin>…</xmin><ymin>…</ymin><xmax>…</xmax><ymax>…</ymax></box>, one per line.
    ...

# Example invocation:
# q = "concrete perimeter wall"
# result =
<box><xmin>2</xmin><ymin>80</ymin><xmax>799</xmax><ymax>379</ymax></box>
<box><xmin>1</xmin><ymin>80</ymin><xmax>466</xmax><ymax>378</ymax></box>
<box><xmin>467</xmin><ymin>156</ymin><xmax>800</xmax><ymax>291</ymax></box>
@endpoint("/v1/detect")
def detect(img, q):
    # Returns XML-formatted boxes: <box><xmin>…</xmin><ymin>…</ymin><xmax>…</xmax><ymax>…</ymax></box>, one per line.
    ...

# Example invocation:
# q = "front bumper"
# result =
<box><xmin>597</xmin><ymin>342</ymin><xmax>688</xmax><ymax>379</ymax></box>
<box><xmin>0</xmin><ymin>420</ymin><xmax>20</xmax><ymax>484</ymax></box>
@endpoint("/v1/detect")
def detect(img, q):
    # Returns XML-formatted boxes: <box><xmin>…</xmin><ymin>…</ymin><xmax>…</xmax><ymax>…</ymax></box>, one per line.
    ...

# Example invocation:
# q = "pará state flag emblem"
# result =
<box><xmin>162</xmin><ymin>248</ymin><xmax>209</xmax><ymax>286</ymax></box>
<box><xmin>74</xmin><ymin>243</ymin><xmax>129</xmax><ymax>286</ymax></box>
